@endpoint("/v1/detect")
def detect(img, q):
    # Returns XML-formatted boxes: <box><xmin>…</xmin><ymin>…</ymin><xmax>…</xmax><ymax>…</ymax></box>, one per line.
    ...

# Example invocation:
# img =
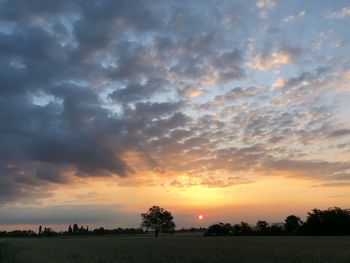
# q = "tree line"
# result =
<box><xmin>1</xmin><ymin>206</ymin><xmax>349</xmax><ymax>238</ymax></box>
<box><xmin>0</xmin><ymin>224</ymin><xmax>146</xmax><ymax>238</ymax></box>
<box><xmin>204</xmin><ymin>207</ymin><xmax>350</xmax><ymax>236</ymax></box>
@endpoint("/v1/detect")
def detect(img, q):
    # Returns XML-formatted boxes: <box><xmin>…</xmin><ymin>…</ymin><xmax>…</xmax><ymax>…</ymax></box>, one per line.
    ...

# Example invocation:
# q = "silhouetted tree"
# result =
<box><xmin>284</xmin><ymin>215</ymin><xmax>302</xmax><ymax>234</ymax></box>
<box><xmin>38</xmin><ymin>225</ymin><xmax>42</xmax><ymax>236</ymax></box>
<box><xmin>93</xmin><ymin>227</ymin><xmax>106</xmax><ymax>235</ymax></box>
<box><xmin>42</xmin><ymin>227</ymin><xmax>56</xmax><ymax>237</ymax></box>
<box><xmin>240</xmin><ymin>221</ymin><xmax>253</xmax><ymax>235</ymax></box>
<box><xmin>204</xmin><ymin>223</ymin><xmax>233</xmax><ymax>236</ymax></box>
<box><xmin>232</xmin><ymin>223</ymin><xmax>242</xmax><ymax>235</ymax></box>
<box><xmin>7</xmin><ymin>230</ymin><xmax>36</xmax><ymax>237</ymax></box>
<box><xmin>73</xmin><ymin>224</ymin><xmax>79</xmax><ymax>234</ymax></box>
<box><xmin>68</xmin><ymin>225</ymin><xmax>73</xmax><ymax>234</ymax></box>
<box><xmin>205</xmin><ymin>222</ymin><xmax>253</xmax><ymax>236</ymax></box>
<box><xmin>268</xmin><ymin>224</ymin><xmax>284</xmax><ymax>235</ymax></box>
<box><xmin>256</xmin><ymin>220</ymin><xmax>269</xmax><ymax>235</ymax></box>
<box><xmin>222</xmin><ymin>223</ymin><xmax>233</xmax><ymax>235</ymax></box>
<box><xmin>300</xmin><ymin>207</ymin><xmax>350</xmax><ymax>235</ymax></box>
<box><xmin>141</xmin><ymin>206</ymin><xmax>175</xmax><ymax>238</ymax></box>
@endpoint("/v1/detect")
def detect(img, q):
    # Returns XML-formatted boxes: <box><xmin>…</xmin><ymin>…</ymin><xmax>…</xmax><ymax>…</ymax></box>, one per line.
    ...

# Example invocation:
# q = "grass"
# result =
<box><xmin>1</xmin><ymin>235</ymin><xmax>350</xmax><ymax>263</ymax></box>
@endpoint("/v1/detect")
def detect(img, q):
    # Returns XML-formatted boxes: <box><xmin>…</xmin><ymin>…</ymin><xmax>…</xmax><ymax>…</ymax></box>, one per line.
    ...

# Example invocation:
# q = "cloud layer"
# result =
<box><xmin>0</xmin><ymin>0</ymin><xmax>350</xmax><ymax>206</ymax></box>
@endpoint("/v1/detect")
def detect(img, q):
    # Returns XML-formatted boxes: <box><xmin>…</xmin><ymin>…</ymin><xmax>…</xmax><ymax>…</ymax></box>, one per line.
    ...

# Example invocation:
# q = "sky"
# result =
<box><xmin>0</xmin><ymin>0</ymin><xmax>350</xmax><ymax>231</ymax></box>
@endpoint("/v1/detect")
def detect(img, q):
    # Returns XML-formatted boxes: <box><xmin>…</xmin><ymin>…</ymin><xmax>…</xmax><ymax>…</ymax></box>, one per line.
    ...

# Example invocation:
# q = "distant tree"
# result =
<box><xmin>68</xmin><ymin>225</ymin><xmax>73</xmax><ymax>234</ymax></box>
<box><xmin>222</xmin><ymin>223</ymin><xmax>233</xmax><ymax>235</ymax></box>
<box><xmin>38</xmin><ymin>225</ymin><xmax>42</xmax><ymax>236</ymax></box>
<box><xmin>284</xmin><ymin>215</ymin><xmax>302</xmax><ymax>234</ymax></box>
<box><xmin>141</xmin><ymin>206</ymin><xmax>175</xmax><ymax>238</ymax></box>
<box><xmin>232</xmin><ymin>223</ymin><xmax>242</xmax><ymax>235</ymax></box>
<box><xmin>93</xmin><ymin>227</ymin><xmax>106</xmax><ymax>235</ymax></box>
<box><xmin>42</xmin><ymin>227</ymin><xmax>56</xmax><ymax>237</ymax></box>
<box><xmin>7</xmin><ymin>230</ymin><xmax>36</xmax><ymax>237</ymax></box>
<box><xmin>73</xmin><ymin>224</ymin><xmax>79</xmax><ymax>234</ymax></box>
<box><xmin>300</xmin><ymin>207</ymin><xmax>350</xmax><ymax>235</ymax></box>
<box><xmin>256</xmin><ymin>220</ymin><xmax>269</xmax><ymax>235</ymax></box>
<box><xmin>240</xmin><ymin>221</ymin><xmax>253</xmax><ymax>235</ymax></box>
<box><xmin>205</xmin><ymin>222</ymin><xmax>254</xmax><ymax>236</ymax></box>
<box><xmin>204</xmin><ymin>223</ymin><xmax>223</xmax><ymax>236</ymax></box>
<box><xmin>231</xmin><ymin>222</ymin><xmax>253</xmax><ymax>235</ymax></box>
<box><xmin>268</xmin><ymin>224</ymin><xmax>284</xmax><ymax>235</ymax></box>
<box><xmin>204</xmin><ymin>223</ymin><xmax>233</xmax><ymax>236</ymax></box>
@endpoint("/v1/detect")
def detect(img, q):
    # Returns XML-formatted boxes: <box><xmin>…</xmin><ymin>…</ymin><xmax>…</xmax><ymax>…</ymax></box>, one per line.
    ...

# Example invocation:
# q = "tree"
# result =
<box><xmin>68</xmin><ymin>225</ymin><xmax>73</xmax><ymax>234</ymax></box>
<box><xmin>38</xmin><ymin>225</ymin><xmax>42</xmax><ymax>236</ymax></box>
<box><xmin>300</xmin><ymin>207</ymin><xmax>350</xmax><ymax>235</ymax></box>
<box><xmin>141</xmin><ymin>206</ymin><xmax>175</xmax><ymax>238</ymax></box>
<box><xmin>240</xmin><ymin>221</ymin><xmax>253</xmax><ymax>235</ymax></box>
<box><xmin>256</xmin><ymin>220</ymin><xmax>269</xmax><ymax>235</ymax></box>
<box><xmin>73</xmin><ymin>224</ymin><xmax>79</xmax><ymax>234</ymax></box>
<box><xmin>268</xmin><ymin>224</ymin><xmax>284</xmax><ymax>235</ymax></box>
<box><xmin>205</xmin><ymin>223</ymin><xmax>231</xmax><ymax>236</ymax></box>
<box><xmin>42</xmin><ymin>227</ymin><xmax>56</xmax><ymax>237</ymax></box>
<box><xmin>284</xmin><ymin>215</ymin><xmax>302</xmax><ymax>234</ymax></box>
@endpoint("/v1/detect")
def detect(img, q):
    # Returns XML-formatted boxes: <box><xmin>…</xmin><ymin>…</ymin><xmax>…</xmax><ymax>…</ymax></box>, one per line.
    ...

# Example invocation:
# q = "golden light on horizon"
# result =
<box><xmin>198</xmin><ymin>215</ymin><xmax>203</xmax><ymax>220</ymax></box>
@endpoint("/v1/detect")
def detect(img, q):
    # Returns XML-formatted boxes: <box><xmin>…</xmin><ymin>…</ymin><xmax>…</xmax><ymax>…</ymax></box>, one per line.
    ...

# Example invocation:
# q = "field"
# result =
<box><xmin>1</xmin><ymin>235</ymin><xmax>350</xmax><ymax>263</ymax></box>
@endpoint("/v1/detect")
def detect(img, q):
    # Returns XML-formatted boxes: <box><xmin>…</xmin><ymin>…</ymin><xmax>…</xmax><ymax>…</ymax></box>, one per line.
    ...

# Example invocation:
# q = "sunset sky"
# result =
<box><xmin>0</xmin><ymin>0</ymin><xmax>350</xmax><ymax>231</ymax></box>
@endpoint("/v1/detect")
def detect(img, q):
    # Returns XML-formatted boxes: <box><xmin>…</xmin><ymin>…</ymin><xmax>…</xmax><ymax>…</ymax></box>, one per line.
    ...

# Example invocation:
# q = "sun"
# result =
<box><xmin>198</xmin><ymin>215</ymin><xmax>203</xmax><ymax>220</ymax></box>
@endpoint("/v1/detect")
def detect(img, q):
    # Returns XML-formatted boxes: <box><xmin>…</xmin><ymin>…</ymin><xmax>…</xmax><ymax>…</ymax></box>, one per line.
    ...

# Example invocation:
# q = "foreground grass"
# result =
<box><xmin>1</xmin><ymin>235</ymin><xmax>350</xmax><ymax>263</ymax></box>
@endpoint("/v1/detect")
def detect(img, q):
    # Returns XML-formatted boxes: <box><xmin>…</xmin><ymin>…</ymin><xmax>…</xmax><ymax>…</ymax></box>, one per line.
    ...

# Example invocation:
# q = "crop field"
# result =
<box><xmin>1</xmin><ymin>235</ymin><xmax>350</xmax><ymax>263</ymax></box>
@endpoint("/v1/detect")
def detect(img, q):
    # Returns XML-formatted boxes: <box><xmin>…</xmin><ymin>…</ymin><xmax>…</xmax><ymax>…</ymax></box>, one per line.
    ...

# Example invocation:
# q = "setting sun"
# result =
<box><xmin>199</xmin><ymin>215</ymin><xmax>203</xmax><ymax>220</ymax></box>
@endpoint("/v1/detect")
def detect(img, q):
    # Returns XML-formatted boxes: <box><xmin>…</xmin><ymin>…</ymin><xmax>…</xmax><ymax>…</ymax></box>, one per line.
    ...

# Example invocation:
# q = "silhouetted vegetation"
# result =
<box><xmin>141</xmin><ymin>206</ymin><xmax>176</xmax><ymax>237</ymax></box>
<box><xmin>1</xmin><ymin>207</ymin><xmax>350</xmax><ymax>238</ymax></box>
<box><xmin>0</xmin><ymin>223</ymin><xmax>145</xmax><ymax>238</ymax></box>
<box><xmin>204</xmin><ymin>207</ymin><xmax>350</xmax><ymax>236</ymax></box>
<box><xmin>204</xmin><ymin>221</ymin><xmax>283</xmax><ymax>236</ymax></box>
<box><xmin>299</xmin><ymin>207</ymin><xmax>350</xmax><ymax>235</ymax></box>
<box><xmin>0</xmin><ymin>230</ymin><xmax>37</xmax><ymax>238</ymax></box>
<box><xmin>284</xmin><ymin>215</ymin><xmax>302</xmax><ymax>234</ymax></box>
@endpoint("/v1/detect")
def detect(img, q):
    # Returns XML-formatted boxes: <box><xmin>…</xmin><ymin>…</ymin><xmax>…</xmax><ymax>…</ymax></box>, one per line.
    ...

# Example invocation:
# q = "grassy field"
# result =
<box><xmin>1</xmin><ymin>235</ymin><xmax>350</xmax><ymax>263</ymax></box>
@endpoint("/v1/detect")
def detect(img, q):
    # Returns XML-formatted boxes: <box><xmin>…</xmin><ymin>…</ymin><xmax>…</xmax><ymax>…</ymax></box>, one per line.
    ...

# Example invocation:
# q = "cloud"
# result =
<box><xmin>262</xmin><ymin>158</ymin><xmax>350</xmax><ymax>180</ymax></box>
<box><xmin>200</xmin><ymin>86</ymin><xmax>260</xmax><ymax>109</ymax></box>
<box><xmin>271</xmin><ymin>78</ymin><xmax>286</xmax><ymax>89</ymax></box>
<box><xmin>329</xmin><ymin>129</ymin><xmax>350</xmax><ymax>138</ymax></box>
<box><xmin>326</xmin><ymin>7</ymin><xmax>350</xmax><ymax>20</ymax></box>
<box><xmin>256</xmin><ymin>0</ymin><xmax>276</xmax><ymax>10</ymax></box>
<box><xmin>0</xmin><ymin>0</ymin><xmax>349</xmax><ymax>207</ymax></box>
<box><xmin>256</xmin><ymin>0</ymin><xmax>276</xmax><ymax>18</ymax></box>
<box><xmin>177</xmin><ymin>85</ymin><xmax>204</xmax><ymax>98</ymax></box>
<box><xmin>109</xmin><ymin>79</ymin><xmax>166</xmax><ymax>103</ymax></box>
<box><xmin>281</xmin><ymin>10</ymin><xmax>306</xmax><ymax>23</ymax></box>
<box><xmin>248</xmin><ymin>46</ymin><xmax>300</xmax><ymax>71</ymax></box>
<box><xmin>317</xmin><ymin>182</ymin><xmax>350</xmax><ymax>188</ymax></box>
